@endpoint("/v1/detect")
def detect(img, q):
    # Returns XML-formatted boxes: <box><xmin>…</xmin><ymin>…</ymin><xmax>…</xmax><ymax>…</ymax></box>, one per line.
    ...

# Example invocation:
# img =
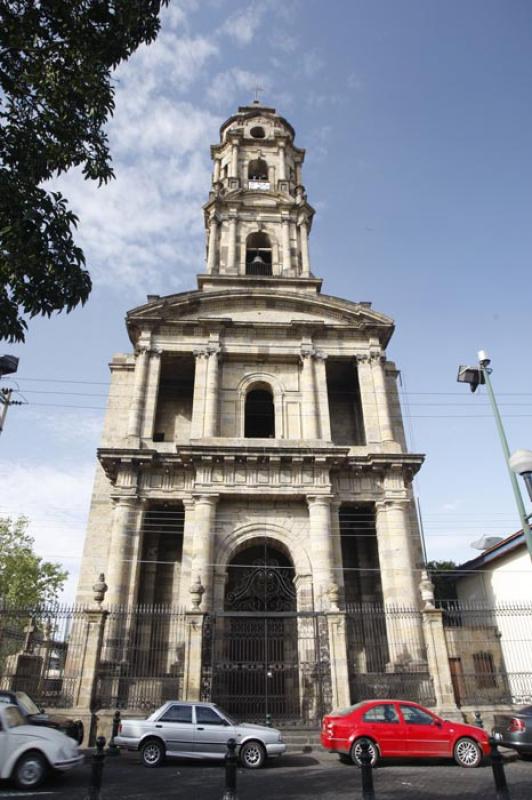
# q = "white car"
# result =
<box><xmin>0</xmin><ymin>704</ymin><xmax>84</xmax><ymax>789</ymax></box>
<box><xmin>115</xmin><ymin>701</ymin><xmax>286</xmax><ymax>769</ymax></box>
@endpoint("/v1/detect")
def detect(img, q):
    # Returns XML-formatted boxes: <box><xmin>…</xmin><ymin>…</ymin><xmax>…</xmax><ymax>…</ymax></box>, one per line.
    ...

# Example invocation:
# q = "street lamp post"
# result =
<box><xmin>0</xmin><ymin>354</ymin><xmax>19</xmax><ymax>436</ymax></box>
<box><xmin>457</xmin><ymin>350</ymin><xmax>532</xmax><ymax>563</ymax></box>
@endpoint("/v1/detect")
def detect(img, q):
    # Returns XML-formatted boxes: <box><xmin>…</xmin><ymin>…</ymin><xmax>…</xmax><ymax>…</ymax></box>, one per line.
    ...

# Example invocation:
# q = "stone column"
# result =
<box><xmin>191</xmin><ymin>348</ymin><xmax>209</xmax><ymax>438</ymax></box>
<box><xmin>307</xmin><ymin>495</ymin><xmax>336</xmax><ymax>610</ymax></box>
<box><xmin>204</xmin><ymin>347</ymin><xmax>220</xmax><ymax>437</ymax></box>
<box><xmin>330</xmin><ymin>500</ymin><xmax>345</xmax><ymax>602</ymax></box>
<box><xmin>190</xmin><ymin>494</ymin><xmax>218</xmax><ymax>611</ymax></box>
<box><xmin>105</xmin><ymin>497</ymin><xmax>142</xmax><ymax>609</ymax></box>
<box><xmin>183</xmin><ymin>612</ymin><xmax>205</xmax><ymax>700</ymax></box>
<box><xmin>227</xmin><ymin>215</ymin><xmax>237</xmax><ymax>273</ymax></box>
<box><xmin>127</xmin><ymin>347</ymin><xmax>150</xmax><ymax>440</ymax></box>
<box><xmin>300</xmin><ymin>348</ymin><xmax>319</xmax><ymax>439</ymax></box>
<box><xmin>299</xmin><ymin>219</ymin><xmax>310</xmax><ymax>276</ymax></box>
<box><xmin>375</xmin><ymin>499</ymin><xmax>425</xmax><ymax>666</ymax></box>
<box><xmin>327</xmin><ymin>612</ymin><xmax>351</xmax><ymax>710</ymax></box>
<box><xmin>230</xmin><ymin>142</ymin><xmax>239</xmax><ymax>178</ymax></box>
<box><xmin>213</xmin><ymin>156</ymin><xmax>221</xmax><ymax>183</ymax></box>
<box><xmin>176</xmin><ymin>498</ymin><xmax>196</xmax><ymax>609</ymax></box>
<box><xmin>314</xmin><ymin>352</ymin><xmax>332</xmax><ymax>440</ymax></box>
<box><xmin>278</xmin><ymin>141</ymin><xmax>286</xmax><ymax>180</ymax></box>
<box><xmin>281</xmin><ymin>217</ymin><xmax>292</xmax><ymax>272</ymax></box>
<box><xmin>75</xmin><ymin>607</ymin><xmax>108</xmax><ymax>712</ymax></box>
<box><xmin>371</xmin><ymin>354</ymin><xmax>395</xmax><ymax>443</ymax></box>
<box><xmin>423</xmin><ymin>607</ymin><xmax>458</xmax><ymax>709</ymax></box>
<box><xmin>356</xmin><ymin>356</ymin><xmax>379</xmax><ymax>445</ymax></box>
<box><xmin>207</xmin><ymin>215</ymin><xmax>218</xmax><ymax>273</ymax></box>
<box><xmin>141</xmin><ymin>350</ymin><xmax>162</xmax><ymax>439</ymax></box>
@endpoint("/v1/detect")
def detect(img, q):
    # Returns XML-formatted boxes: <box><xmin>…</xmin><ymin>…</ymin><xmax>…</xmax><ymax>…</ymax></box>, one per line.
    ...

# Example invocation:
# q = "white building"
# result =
<box><xmin>452</xmin><ymin>531</ymin><xmax>532</xmax><ymax>704</ymax></box>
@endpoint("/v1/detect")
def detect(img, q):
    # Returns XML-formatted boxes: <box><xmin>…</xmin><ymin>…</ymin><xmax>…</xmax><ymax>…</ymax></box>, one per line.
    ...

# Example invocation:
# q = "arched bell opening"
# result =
<box><xmin>244</xmin><ymin>384</ymin><xmax>275</xmax><ymax>438</ymax></box>
<box><xmin>248</xmin><ymin>157</ymin><xmax>268</xmax><ymax>179</ymax></box>
<box><xmin>245</xmin><ymin>231</ymin><xmax>272</xmax><ymax>276</ymax></box>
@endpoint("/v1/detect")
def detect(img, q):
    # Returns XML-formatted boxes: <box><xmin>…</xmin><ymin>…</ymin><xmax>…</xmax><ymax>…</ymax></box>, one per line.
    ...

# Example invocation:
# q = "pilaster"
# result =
<box><xmin>191</xmin><ymin>348</ymin><xmax>209</xmax><ymax>438</ymax></box>
<box><xmin>190</xmin><ymin>494</ymin><xmax>219</xmax><ymax>611</ymax></box>
<box><xmin>314</xmin><ymin>351</ymin><xmax>332</xmax><ymax>440</ymax></box>
<box><xmin>141</xmin><ymin>350</ymin><xmax>162</xmax><ymax>439</ymax></box>
<box><xmin>300</xmin><ymin>346</ymin><xmax>319</xmax><ymax>439</ymax></box>
<box><xmin>370</xmin><ymin>353</ymin><xmax>395</xmax><ymax>444</ymax></box>
<box><xmin>204</xmin><ymin>346</ymin><xmax>220</xmax><ymax>437</ymax></box>
<box><xmin>127</xmin><ymin>345</ymin><xmax>150</xmax><ymax>442</ymax></box>
<box><xmin>307</xmin><ymin>495</ymin><xmax>337</xmax><ymax>610</ymax></box>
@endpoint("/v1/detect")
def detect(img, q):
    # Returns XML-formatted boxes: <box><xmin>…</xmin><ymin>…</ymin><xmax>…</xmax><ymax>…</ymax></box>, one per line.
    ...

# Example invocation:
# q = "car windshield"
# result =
<box><xmin>15</xmin><ymin>692</ymin><xmax>40</xmax><ymax>715</ymax></box>
<box><xmin>4</xmin><ymin>706</ymin><xmax>25</xmax><ymax>729</ymax></box>
<box><xmin>213</xmin><ymin>706</ymin><xmax>237</xmax><ymax>725</ymax></box>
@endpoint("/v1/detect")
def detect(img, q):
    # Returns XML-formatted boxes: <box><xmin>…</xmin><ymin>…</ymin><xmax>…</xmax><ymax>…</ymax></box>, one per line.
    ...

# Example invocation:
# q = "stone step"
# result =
<box><xmin>278</xmin><ymin>729</ymin><xmax>322</xmax><ymax>752</ymax></box>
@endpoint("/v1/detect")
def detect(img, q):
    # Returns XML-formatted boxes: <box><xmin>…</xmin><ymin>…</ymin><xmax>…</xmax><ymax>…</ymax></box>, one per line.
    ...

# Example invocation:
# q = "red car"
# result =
<box><xmin>321</xmin><ymin>700</ymin><xmax>491</xmax><ymax>768</ymax></box>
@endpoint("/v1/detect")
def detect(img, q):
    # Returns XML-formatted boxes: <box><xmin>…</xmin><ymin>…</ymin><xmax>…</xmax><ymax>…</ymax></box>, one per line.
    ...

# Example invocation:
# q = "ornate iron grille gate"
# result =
<box><xmin>201</xmin><ymin>611</ymin><xmax>331</xmax><ymax>726</ymax></box>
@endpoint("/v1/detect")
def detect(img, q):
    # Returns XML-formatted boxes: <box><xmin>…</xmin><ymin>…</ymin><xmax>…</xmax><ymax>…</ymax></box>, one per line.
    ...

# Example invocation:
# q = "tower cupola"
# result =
<box><xmin>200</xmin><ymin>101</ymin><xmax>318</xmax><ymax>292</ymax></box>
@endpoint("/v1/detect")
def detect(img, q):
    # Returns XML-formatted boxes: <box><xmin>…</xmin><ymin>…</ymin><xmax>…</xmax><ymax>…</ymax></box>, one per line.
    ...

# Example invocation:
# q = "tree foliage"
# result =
<box><xmin>0</xmin><ymin>0</ymin><xmax>169</xmax><ymax>341</ymax></box>
<box><xmin>0</xmin><ymin>516</ymin><xmax>68</xmax><ymax>607</ymax></box>
<box><xmin>426</xmin><ymin>559</ymin><xmax>459</xmax><ymax>602</ymax></box>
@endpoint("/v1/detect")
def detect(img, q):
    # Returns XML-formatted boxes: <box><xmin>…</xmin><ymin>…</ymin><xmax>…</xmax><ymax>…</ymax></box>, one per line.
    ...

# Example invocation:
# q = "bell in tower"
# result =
<box><xmin>200</xmin><ymin>101</ymin><xmax>317</xmax><ymax>287</ymax></box>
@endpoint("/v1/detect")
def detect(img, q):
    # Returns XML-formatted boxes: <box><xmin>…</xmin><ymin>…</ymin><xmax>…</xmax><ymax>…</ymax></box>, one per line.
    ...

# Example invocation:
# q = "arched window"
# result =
<box><xmin>248</xmin><ymin>158</ymin><xmax>268</xmax><ymax>180</ymax></box>
<box><xmin>246</xmin><ymin>232</ymin><xmax>272</xmax><ymax>276</ymax></box>
<box><xmin>245</xmin><ymin>387</ymin><xmax>275</xmax><ymax>437</ymax></box>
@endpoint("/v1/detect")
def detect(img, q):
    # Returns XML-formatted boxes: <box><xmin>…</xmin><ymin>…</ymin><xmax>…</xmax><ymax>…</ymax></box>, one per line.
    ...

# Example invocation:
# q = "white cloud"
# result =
<box><xmin>0</xmin><ymin>461</ymin><xmax>95</xmax><ymax>603</ymax></box>
<box><xmin>221</xmin><ymin>3</ymin><xmax>266</xmax><ymax>45</ymax></box>
<box><xmin>207</xmin><ymin>67</ymin><xmax>272</xmax><ymax>108</ymax></box>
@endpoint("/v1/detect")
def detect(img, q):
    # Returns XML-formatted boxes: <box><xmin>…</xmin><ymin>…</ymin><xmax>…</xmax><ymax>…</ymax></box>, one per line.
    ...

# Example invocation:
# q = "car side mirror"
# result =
<box><xmin>39</xmin><ymin>706</ymin><xmax>45</xmax><ymax>714</ymax></box>
<box><xmin>434</xmin><ymin>720</ymin><xmax>442</xmax><ymax>728</ymax></box>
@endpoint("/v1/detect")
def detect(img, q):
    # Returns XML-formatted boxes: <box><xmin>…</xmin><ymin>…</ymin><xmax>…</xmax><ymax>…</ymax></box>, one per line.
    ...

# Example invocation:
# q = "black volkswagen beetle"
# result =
<box><xmin>0</xmin><ymin>690</ymin><xmax>84</xmax><ymax>744</ymax></box>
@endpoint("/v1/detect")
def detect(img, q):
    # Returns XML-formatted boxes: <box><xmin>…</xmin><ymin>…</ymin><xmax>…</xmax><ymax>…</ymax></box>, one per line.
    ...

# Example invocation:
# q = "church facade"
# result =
<box><xmin>76</xmin><ymin>102</ymin><xmax>442</xmax><ymax>721</ymax></box>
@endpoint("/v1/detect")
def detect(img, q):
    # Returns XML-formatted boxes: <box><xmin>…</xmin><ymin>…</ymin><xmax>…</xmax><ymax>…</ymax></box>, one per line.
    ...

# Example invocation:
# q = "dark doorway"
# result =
<box><xmin>245</xmin><ymin>388</ymin><xmax>275</xmax><ymax>437</ymax></box>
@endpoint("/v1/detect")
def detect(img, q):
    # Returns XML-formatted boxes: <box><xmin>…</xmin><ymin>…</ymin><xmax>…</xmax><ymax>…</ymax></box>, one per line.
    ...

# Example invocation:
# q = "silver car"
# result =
<box><xmin>115</xmin><ymin>701</ymin><xmax>286</xmax><ymax>769</ymax></box>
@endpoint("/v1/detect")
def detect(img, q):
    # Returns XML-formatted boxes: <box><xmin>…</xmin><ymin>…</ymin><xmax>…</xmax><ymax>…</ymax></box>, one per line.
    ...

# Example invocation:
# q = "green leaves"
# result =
<box><xmin>0</xmin><ymin>516</ymin><xmax>68</xmax><ymax>608</ymax></box>
<box><xmin>0</xmin><ymin>0</ymin><xmax>169</xmax><ymax>341</ymax></box>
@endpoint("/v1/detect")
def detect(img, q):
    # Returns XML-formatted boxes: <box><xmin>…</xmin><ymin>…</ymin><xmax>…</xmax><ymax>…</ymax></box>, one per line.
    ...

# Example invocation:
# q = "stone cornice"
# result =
<box><xmin>97</xmin><ymin>445</ymin><xmax>424</xmax><ymax>484</ymax></box>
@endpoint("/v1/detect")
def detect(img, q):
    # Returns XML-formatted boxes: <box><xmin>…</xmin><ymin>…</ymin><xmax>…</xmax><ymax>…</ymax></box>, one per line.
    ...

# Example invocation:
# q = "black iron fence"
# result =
<box><xmin>0</xmin><ymin>605</ymin><xmax>88</xmax><ymax>708</ymax></box>
<box><xmin>346</xmin><ymin>602</ymin><xmax>436</xmax><ymax>706</ymax></box>
<box><xmin>94</xmin><ymin>605</ymin><xmax>187</xmax><ymax>710</ymax></box>
<box><xmin>439</xmin><ymin>601</ymin><xmax>532</xmax><ymax>706</ymax></box>
<box><xmin>1</xmin><ymin>601</ymin><xmax>532</xmax><ymax>715</ymax></box>
<box><xmin>201</xmin><ymin>611</ymin><xmax>332</xmax><ymax>726</ymax></box>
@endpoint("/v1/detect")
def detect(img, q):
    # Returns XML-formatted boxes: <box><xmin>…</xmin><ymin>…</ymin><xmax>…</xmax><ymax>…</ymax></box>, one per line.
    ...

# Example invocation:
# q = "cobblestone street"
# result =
<box><xmin>1</xmin><ymin>749</ymin><xmax>530</xmax><ymax>800</ymax></box>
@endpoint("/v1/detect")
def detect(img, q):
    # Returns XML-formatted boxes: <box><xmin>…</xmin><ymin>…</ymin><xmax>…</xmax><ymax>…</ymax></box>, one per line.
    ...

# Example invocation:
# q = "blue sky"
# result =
<box><xmin>1</xmin><ymin>0</ymin><xmax>532</xmax><ymax>600</ymax></box>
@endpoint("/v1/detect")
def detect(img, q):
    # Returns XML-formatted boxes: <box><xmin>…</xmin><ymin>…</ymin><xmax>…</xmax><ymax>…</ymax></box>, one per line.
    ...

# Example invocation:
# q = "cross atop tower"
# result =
<box><xmin>252</xmin><ymin>85</ymin><xmax>264</xmax><ymax>104</ymax></box>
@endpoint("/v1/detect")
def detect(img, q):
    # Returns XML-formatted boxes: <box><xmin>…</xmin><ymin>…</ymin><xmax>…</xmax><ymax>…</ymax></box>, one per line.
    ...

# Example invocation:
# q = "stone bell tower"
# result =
<box><xmin>201</xmin><ymin>100</ymin><xmax>316</xmax><ymax>286</ymax></box>
<box><xmin>74</xmin><ymin>99</ymin><xmax>437</xmax><ymax>719</ymax></box>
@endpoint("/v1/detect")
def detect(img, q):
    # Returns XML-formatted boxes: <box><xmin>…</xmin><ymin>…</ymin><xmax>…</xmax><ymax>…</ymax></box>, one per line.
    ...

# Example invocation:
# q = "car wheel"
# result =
<box><xmin>454</xmin><ymin>737</ymin><xmax>482</xmax><ymax>768</ymax></box>
<box><xmin>351</xmin><ymin>738</ymin><xmax>379</xmax><ymax>768</ymax></box>
<box><xmin>13</xmin><ymin>751</ymin><xmax>48</xmax><ymax>789</ymax></box>
<box><xmin>240</xmin><ymin>740</ymin><xmax>266</xmax><ymax>769</ymax></box>
<box><xmin>141</xmin><ymin>738</ymin><xmax>165</xmax><ymax>768</ymax></box>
